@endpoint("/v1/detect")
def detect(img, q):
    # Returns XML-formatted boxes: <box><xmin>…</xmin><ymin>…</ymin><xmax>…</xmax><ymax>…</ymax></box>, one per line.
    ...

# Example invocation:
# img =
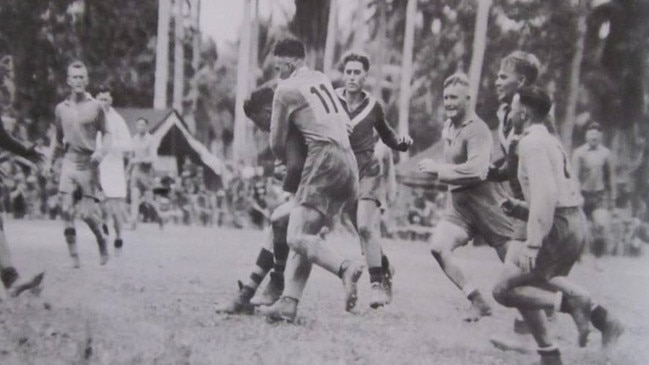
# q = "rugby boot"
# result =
<box><xmin>563</xmin><ymin>294</ymin><xmax>591</xmax><ymax>347</ymax></box>
<box><xmin>369</xmin><ymin>282</ymin><xmax>389</xmax><ymax>309</ymax></box>
<box><xmin>382</xmin><ymin>264</ymin><xmax>395</xmax><ymax>304</ymax></box>
<box><xmin>465</xmin><ymin>291</ymin><xmax>492</xmax><ymax>322</ymax></box>
<box><xmin>251</xmin><ymin>272</ymin><xmax>283</xmax><ymax>306</ymax></box>
<box><xmin>71</xmin><ymin>254</ymin><xmax>81</xmax><ymax>269</ymax></box>
<box><xmin>600</xmin><ymin>316</ymin><xmax>624</xmax><ymax>350</ymax></box>
<box><xmin>114</xmin><ymin>239</ymin><xmax>123</xmax><ymax>257</ymax></box>
<box><xmin>340</xmin><ymin>260</ymin><xmax>364</xmax><ymax>312</ymax></box>
<box><xmin>215</xmin><ymin>281</ymin><xmax>255</xmax><ymax>315</ymax></box>
<box><xmin>1</xmin><ymin>267</ymin><xmax>19</xmax><ymax>289</ymax></box>
<box><xmin>264</xmin><ymin>296</ymin><xmax>298</xmax><ymax>323</ymax></box>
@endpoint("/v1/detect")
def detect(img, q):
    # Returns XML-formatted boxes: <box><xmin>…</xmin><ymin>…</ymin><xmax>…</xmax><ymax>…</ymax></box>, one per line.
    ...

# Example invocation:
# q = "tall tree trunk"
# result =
<box><xmin>561</xmin><ymin>0</ymin><xmax>587</xmax><ymax>151</ymax></box>
<box><xmin>154</xmin><ymin>0</ymin><xmax>171</xmax><ymax>109</ymax></box>
<box><xmin>172</xmin><ymin>0</ymin><xmax>185</xmax><ymax>112</ymax></box>
<box><xmin>397</xmin><ymin>0</ymin><xmax>417</xmax><ymax>161</ymax></box>
<box><xmin>323</xmin><ymin>0</ymin><xmax>337</xmax><ymax>75</ymax></box>
<box><xmin>233</xmin><ymin>0</ymin><xmax>252</xmax><ymax>163</ymax></box>
<box><xmin>468</xmin><ymin>0</ymin><xmax>491</xmax><ymax>110</ymax></box>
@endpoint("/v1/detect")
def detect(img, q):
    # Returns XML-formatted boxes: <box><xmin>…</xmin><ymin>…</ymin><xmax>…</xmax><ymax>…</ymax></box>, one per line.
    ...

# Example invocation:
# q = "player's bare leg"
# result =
<box><xmin>0</xmin><ymin>216</ymin><xmax>44</xmax><ymax>298</ymax></box>
<box><xmin>357</xmin><ymin>199</ymin><xmax>389</xmax><ymax>308</ymax></box>
<box><xmin>265</xmin><ymin>206</ymin><xmax>363</xmax><ymax>322</ymax></box>
<box><xmin>429</xmin><ymin>220</ymin><xmax>491</xmax><ymax>321</ymax></box>
<box><xmin>79</xmin><ymin>197</ymin><xmax>109</xmax><ymax>266</ymax></box>
<box><xmin>61</xmin><ymin>193</ymin><xmax>81</xmax><ymax>268</ymax></box>
<box><xmin>129</xmin><ymin>185</ymin><xmax>141</xmax><ymax>229</ymax></box>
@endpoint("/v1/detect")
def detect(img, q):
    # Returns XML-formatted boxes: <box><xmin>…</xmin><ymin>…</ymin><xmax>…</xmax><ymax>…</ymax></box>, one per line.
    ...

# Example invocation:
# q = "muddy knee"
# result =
<box><xmin>492</xmin><ymin>283</ymin><xmax>511</xmax><ymax>307</ymax></box>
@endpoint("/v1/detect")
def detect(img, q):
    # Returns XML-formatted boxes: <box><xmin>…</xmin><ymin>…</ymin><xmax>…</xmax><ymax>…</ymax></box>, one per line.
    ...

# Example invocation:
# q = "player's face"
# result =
<box><xmin>136</xmin><ymin>119</ymin><xmax>147</xmax><ymax>134</ymax></box>
<box><xmin>273</xmin><ymin>56</ymin><xmax>295</xmax><ymax>80</ymax></box>
<box><xmin>67</xmin><ymin>66</ymin><xmax>89</xmax><ymax>94</ymax></box>
<box><xmin>248</xmin><ymin>105</ymin><xmax>272</xmax><ymax>132</ymax></box>
<box><xmin>586</xmin><ymin>129</ymin><xmax>601</xmax><ymax>148</ymax></box>
<box><xmin>343</xmin><ymin>61</ymin><xmax>367</xmax><ymax>93</ymax></box>
<box><xmin>443</xmin><ymin>83</ymin><xmax>470</xmax><ymax>122</ymax></box>
<box><xmin>495</xmin><ymin>63</ymin><xmax>522</xmax><ymax>104</ymax></box>
<box><xmin>96</xmin><ymin>92</ymin><xmax>112</xmax><ymax>110</ymax></box>
<box><xmin>509</xmin><ymin>93</ymin><xmax>528</xmax><ymax>131</ymax></box>
<box><xmin>0</xmin><ymin>54</ymin><xmax>15</xmax><ymax>108</ymax></box>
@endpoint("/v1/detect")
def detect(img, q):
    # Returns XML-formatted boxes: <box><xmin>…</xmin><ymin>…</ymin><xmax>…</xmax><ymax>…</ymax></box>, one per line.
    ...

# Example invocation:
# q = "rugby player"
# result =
<box><xmin>572</xmin><ymin>122</ymin><xmax>615</xmax><ymax>256</ymax></box>
<box><xmin>96</xmin><ymin>86</ymin><xmax>132</xmax><ymax>254</ymax></box>
<box><xmin>336</xmin><ymin>51</ymin><xmax>412</xmax><ymax>308</ymax></box>
<box><xmin>263</xmin><ymin>38</ymin><xmax>363</xmax><ymax>322</ymax></box>
<box><xmin>418</xmin><ymin>73</ymin><xmax>515</xmax><ymax>321</ymax></box>
<box><xmin>492</xmin><ymin>87</ymin><xmax>624</xmax><ymax>365</ymax></box>
<box><xmin>53</xmin><ymin>61</ymin><xmax>111</xmax><ymax>267</ymax></box>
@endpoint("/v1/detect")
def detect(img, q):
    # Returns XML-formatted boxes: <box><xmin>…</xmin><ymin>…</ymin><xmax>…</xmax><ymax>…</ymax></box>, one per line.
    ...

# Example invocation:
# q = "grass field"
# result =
<box><xmin>0</xmin><ymin>219</ymin><xmax>647</xmax><ymax>365</ymax></box>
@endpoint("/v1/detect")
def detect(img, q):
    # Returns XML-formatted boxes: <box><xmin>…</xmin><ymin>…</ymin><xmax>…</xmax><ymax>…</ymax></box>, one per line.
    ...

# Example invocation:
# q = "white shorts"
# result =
<box><xmin>99</xmin><ymin>154</ymin><xmax>127</xmax><ymax>199</ymax></box>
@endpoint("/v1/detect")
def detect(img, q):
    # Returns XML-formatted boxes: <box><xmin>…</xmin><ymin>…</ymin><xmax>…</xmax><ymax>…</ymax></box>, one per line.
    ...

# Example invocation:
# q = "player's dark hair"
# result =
<box><xmin>67</xmin><ymin>60</ymin><xmax>87</xmax><ymax>75</ymax></box>
<box><xmin>273</xmin><ymin>38</ymin><xmax>306</xmax><ymax>59</ymax></box>
<box><xmin>586</xmin><ymin>121</ymin><xmax>602</xmax><ymax>132</ymax></box>
<box><xmin>96</xmin><ymin>85</ymin><xmax>112</xmax><ymax>95</ymax></box>
<box><xmin>501</xmin><ymin>51</ymin><xmax>540</xmax><ymax>85</ymax></box>
<box><xmin>517</xmin><ymin>86</ymin><xmax>552</xmax><ymax>121</ymax></box>
<box><xmin>342</xmin><ymin>51</ymin><xmax>370</xmax><ymax>71</ymax></box>
<box><xmin>244</xmin><ymin>86</ymin><xmax>274</xmax><ymax>116</ymax></box>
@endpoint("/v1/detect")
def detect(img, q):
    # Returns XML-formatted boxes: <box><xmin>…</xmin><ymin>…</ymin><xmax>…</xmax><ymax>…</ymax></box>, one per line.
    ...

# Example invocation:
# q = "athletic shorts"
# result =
<box><xmin>295</xmin><ymin>142</ymin><xmax>358</xmax><ymax>220</ymax></box>
<box><xmin>282</xmin><ymin>124</ymin><xmax>307</xmax><ymax>194</ymax></box>
<box><xmin>355</xmin><ymin>150</ymin><xmax>385</xmax><ymax>207</ymax></box>
<box><xmin>442</xmin><ymin>182</ymin><xmax>515</xmax><ymax>247</ymax></box>
<box><xmin>532</xmin><ymin>207</ymin><xmax>587</xmax><ymax>280</ymax></box>
<box><xmin>58</xmin><ymin>158</ymin><xmax>100</xmax><ymax>199</ymax></box>
<box><xmin>103</xmin><ymin>197</ymin><xmax>127</xmax><ymax>220</ymax></box>
<box><xmin>130</xmin><ymin>166</ymin><xmax>154</xmax><ymax>192</ymax></box>
<box><xmin>581</xmin><ymin>190</ymin><xmax>606</xmax><ymax>218</ymax></box>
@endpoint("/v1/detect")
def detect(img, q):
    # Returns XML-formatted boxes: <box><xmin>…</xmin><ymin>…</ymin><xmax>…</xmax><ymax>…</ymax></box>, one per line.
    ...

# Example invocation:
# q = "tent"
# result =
<box><xmin>115</xmin><ymin>108</ymin><xmax>224</xmax><ymax>188</ymax></box>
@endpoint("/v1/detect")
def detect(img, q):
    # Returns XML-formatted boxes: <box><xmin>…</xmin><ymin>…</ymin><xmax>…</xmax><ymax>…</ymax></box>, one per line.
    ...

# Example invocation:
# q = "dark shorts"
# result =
<box><xmin>442</xmin><ymin>182</ymin><xmax>515</xmax><ymax>247</ymax></box>
<box><xmin>295</xmin><ymin>142</ymin><xmax>358</xmax><ymax>220</ymax></box>
<box><xmin>58</xmin><ymin>158</ymin><xmax>100</xmax><ymax>199</ymax></box>
<box><xmin>283</xmin><ymin>126</ymin><xmax>307</xmax><ymax>194</ymax></box>
<box><xmin>356</xmin><ymin>151</ymin><xmax>384</xmax><ymax>207</ymax></box>
<box><xmin>533</xmin><ymin>207</ymin><xmax>587</xmax><ymax>280</ymax></box>
<box><xmin>582</xmin><ymin>190</ymin><xmax>606</xmax><ymax>218</ymax></box>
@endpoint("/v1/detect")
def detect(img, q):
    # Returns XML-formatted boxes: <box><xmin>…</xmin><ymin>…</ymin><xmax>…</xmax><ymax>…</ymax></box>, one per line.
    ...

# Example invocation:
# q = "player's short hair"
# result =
<box><xmin>273</xmin><ymin>38</ymin><xmax>306</xmax><ymax>59</ymax></box>
<box><xmin>586</xmin><ymin>121</ymin><xmax>602</xmax><ymax>132</ymax></box>
<box><xmin>516</xmin><ymin>86</ymin><xmax>552</xmax><ymax>120</ymax></box>
<box><xmin>501</xmin><ymin>51</ymin><xmax>540</xmax><ymax>85</ymax></box>
<box><xmin>443</xmin><ymin>73</ymin><xmax>470</xmax><ymax>89</ymax></box>
<box><xmin>243</xmin><ymin>86</ymin><xmax>274</xmax><ymax>132</ymax></box>
<box><xmin>136</xmin><ymin>117</ymin><xmax>149</xmax><ymax>125</ymax></box>
<box><xmin>96</xmin><ymin>85</ymin><xmax>112</xmax><ymax>95</ymax></box>
<box><xmin>67</xmin><ymin>60</ymin><xmax>88</xmax><ymax>75</ymax></box>
<box><xmin>342</xmin><ymin>51</ymin><xmax>370</xmax><ymax>71</ymax></box>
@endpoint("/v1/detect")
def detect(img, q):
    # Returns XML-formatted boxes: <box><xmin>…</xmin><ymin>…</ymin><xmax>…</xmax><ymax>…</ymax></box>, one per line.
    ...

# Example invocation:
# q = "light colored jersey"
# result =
<box><xmin>99</xmin><ymin>107</ymin><xmax>132</xmax><ymax>198</ymax></box>
<box><xmin>438</xmin><ymin>114</ymin><xmax>492</xmax><ymax>190</ymax></box>
<box><xmin>270</xmin><ymin>66</ymin><xmax>351</xmax><ymax>161</ymax></box>
<box><xmin>54</xmin><ymin>93</ymin><xmax>107</xmax><ymax>164</ymax></box>
<box><xmin>518</xmin><ymin>123</ymin><xmax>583</xmax><ymax>244</ymax></box>
<box><xmin>131</xmin><ymin>132</ymin><xmax>156</xmax><ymax>172</ymax></box>
<box><xmin>572</xmin><ymin>143</ymin><xmax>613</xmax><ymax>193</ymax></box>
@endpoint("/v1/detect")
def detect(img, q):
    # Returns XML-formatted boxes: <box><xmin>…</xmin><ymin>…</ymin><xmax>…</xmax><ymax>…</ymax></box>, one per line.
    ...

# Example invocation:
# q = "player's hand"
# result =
<box><xmin>512</xmin><ymin>245</ymin><xmax>539</xmax><ymax>273</ymax></box>
<box><xmin>345</xmin><ymin>122</ymin><xmax>354</xmax><ymax>136</ymax></box>
<box><xmin>23</xmin><ymin>146</ymin><xmax>46</xmax><ymax>165</ymax></box>
<box><xmin>418</xmin><ymin>158</ymin><xmax>439</xmax><ymax>175</ymax></box>
<box><xmin>397</xmin><ymin>135</ymin><xmax>413</xmax><ymax>151</ymax></box>
<box><xmin>90</xmin><ymin>151</ymin><xmax>103</xmax><ymax>167</ymax></box>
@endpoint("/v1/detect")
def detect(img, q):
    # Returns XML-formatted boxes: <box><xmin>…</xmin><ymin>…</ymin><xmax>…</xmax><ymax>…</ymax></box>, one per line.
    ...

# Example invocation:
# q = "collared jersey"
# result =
<box><xmin>270</xmin><ymin>67</ymin><xmax>352</xmax><ymax>159</ymax></box>
<box><xmin>439</xmin><ymin>114</ymin><xmax>492</xmax><ymax>190</ymax></box>
<box><xmin>517</xmin><ymin>124</ymin><xmax>583</xmax><ymax>209</ymax></box>
<box><xmin>571</xmin><ymin>143</ymin><xmax>613</xmax><ymax>193</ymax></box>
<box><xmin>335</xmin><ymin>88</ymin><xmax>401</xmax><ymax>155</ymax></box>
<box><xmin>55</xmin><ymin>93</ymin><xmax>107</xmax><ymax>161</ymax></box>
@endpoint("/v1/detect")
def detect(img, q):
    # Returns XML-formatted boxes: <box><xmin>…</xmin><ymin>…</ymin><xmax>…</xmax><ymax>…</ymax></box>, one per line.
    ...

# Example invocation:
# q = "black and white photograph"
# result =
<box><xmin>0</xmin><ymin>0</ymin><xmax>647</xmax><ymax>364</ymax></box>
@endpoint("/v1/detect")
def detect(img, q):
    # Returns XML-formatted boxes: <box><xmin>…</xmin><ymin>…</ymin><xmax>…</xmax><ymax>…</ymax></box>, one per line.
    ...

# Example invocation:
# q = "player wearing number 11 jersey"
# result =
<box><xmin>263</xmin><ymin>38</ymin><xmax>363</xmax><ymax>322</ymax></box>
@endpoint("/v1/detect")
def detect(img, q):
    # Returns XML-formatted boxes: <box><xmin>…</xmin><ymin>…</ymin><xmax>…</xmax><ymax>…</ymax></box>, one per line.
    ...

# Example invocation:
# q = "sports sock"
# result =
<box><xmin>381</xmin><ymin>254</ymin><xmax>390</xmax><ymax>272</ymax></box>
<box><xmin>246</xmin><ymin>248</ymin><xmax>273</xmax><ymax>291</ymax></box>
<box><xmin>590</xmin><ymin>303</ymin><xmax>608</xmax><ymax>331</ymax></box>
<box><xmin>369</xmin><ymin>267</ymin><xmax>384</xmax><ymax>283</ymax></box>
<box><xmin>272</xmin><ymin>221</ymin><xmax>289</xmax><ymax>276</ymax></box>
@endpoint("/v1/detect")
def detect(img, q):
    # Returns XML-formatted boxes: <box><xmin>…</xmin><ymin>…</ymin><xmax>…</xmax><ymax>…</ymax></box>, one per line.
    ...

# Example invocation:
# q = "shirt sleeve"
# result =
<box><xmin>52</xmin><ymin>105</ymin><xmax>65</xmax><ymax>160</ymax></box>
<box><xmin>373</xmin><ymin>105</ymin><xmax>403</xmax><ymax>151</ymax></box>
<box><xmin>0</xmin><ymin>115</ymin><xmax>30</xmax><ymax>157</ymax></box>
<box><xmin>571</xmin><ymin>148</ymin><xmax>583</xmax><ymax>187</ymax></box>
<box><xmin>520</xmin><ymin>142</ymin><xmax>557</xmax><ymax>247</ymax></box>
<box><xmin>437</xmin><ymin>124</ymin><xmax>491</xmax><ymax>185</ymax></box>
<box><xmin>270</xmin><ymin>89</ymin><xmax>291</xmax><ymax>162</ymax></box>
